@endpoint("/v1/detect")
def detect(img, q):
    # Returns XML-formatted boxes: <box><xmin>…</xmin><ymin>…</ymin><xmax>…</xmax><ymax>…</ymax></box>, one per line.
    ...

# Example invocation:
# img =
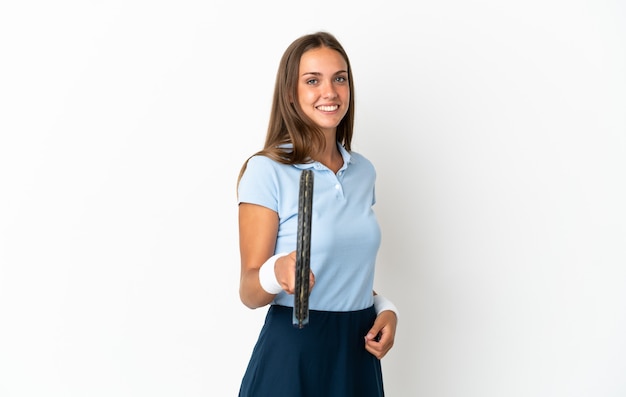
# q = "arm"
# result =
<box><xmin>238</xmin><ymin>202</ymin><xmax>281</xmax><ymax>308</ymax></box>
<box><xmin>238</xmin><ymin>203</ymin><xmax>315</xmax><ymax>309</ymax></box>
<box><xmin>364</xmin><ymin>291</ymin><xmax>398</xmax><ymax>359</ymax></box>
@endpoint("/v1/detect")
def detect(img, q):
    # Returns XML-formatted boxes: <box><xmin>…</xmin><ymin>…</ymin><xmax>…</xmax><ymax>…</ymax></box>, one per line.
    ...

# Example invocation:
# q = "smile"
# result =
<box><xmin>317</xmin><ymin>105</ymin><xmax>339</xmax><ymax>112</ymax></box>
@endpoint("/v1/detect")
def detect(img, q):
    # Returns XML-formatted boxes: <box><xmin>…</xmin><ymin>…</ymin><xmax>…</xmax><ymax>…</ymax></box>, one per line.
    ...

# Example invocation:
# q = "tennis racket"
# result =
<box><xmin>293</xmin><ymin>169</ymin><xmax>313</xmax><ymax>329</ymax></box>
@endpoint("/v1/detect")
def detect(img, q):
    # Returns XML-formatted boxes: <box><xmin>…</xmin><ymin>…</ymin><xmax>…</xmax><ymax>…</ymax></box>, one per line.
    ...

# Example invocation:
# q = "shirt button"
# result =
<box><xmin>335</xmin><ymin>184</ymin><xmax>340</xmax><ymax>190</ymax></box>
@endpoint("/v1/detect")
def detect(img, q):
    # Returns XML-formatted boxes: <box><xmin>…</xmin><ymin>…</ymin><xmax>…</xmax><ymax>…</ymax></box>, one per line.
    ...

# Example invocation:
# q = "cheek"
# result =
<box><xmin>340</xmin><ymin>86</ymin><xmax>351</xmax><ymax>100</ymax></box>
<box><xmin>297</xmin><ymin>89</ymin><xmax>315</xmax><ymax>106</ymax></box>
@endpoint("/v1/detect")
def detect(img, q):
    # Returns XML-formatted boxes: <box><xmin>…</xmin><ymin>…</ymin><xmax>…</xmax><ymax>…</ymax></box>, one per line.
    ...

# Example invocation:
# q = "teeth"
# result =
<box><xmin>317</xmin><ymin>105</ymin><xmax>338</xmax><ymax>111</ymax></box>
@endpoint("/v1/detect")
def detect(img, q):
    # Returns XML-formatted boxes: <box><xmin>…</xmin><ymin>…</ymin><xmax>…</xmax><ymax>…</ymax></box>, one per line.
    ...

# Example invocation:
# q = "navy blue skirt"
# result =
<box><xmin>239</xmin><ymin>304</ymin><xmax>384</xmax><ymax>397</ymax></box>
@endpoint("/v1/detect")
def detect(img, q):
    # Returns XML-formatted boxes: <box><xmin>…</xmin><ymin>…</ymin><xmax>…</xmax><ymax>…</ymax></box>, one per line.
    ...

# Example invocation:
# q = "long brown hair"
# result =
<box><xmin>237</xmin><ymin>31</ymin><xmax>355</xmax><ymax>185</ymax></box>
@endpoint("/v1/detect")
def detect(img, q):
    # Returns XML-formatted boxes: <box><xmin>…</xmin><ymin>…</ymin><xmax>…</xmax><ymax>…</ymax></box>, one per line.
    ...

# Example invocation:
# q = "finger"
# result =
<box><xmin>365</xmin><ymin>323</ymin><xmax>383</xmax><ymax>342</ymax></box>
<box><xmin>364</xmin><ymin>338</ymin><xmax>386</xmax><ymax>360</ymax></box>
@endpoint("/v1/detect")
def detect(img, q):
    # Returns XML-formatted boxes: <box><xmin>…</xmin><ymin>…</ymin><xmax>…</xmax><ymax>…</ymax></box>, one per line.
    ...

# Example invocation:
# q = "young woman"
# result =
<box><xmin>237</xmin><ymin>31</ymin><xmax>398</xmax><ymax>397</ymax></box>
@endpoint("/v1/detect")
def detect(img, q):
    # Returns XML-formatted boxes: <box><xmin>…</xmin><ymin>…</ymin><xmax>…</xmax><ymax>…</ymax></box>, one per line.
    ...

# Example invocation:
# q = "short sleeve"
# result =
<box><xmin>237</xmin><ymin>155</ymin><xmax>279</xmax><ymax>212</ymax></box>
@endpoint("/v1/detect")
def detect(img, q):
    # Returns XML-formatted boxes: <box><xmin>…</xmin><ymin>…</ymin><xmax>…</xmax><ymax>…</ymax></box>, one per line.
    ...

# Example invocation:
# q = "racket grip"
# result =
<box><xmin>293</xmin><ymin>169</ymin><xmax>313</xmax><ymax>329</ymax></box>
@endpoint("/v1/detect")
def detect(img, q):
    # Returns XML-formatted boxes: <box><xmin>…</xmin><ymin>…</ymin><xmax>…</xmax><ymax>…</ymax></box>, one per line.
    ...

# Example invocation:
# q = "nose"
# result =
<box><xmin>322</xmin><ymin>80</ymin><xmax>338</xmax><ymax>99</ymax></box>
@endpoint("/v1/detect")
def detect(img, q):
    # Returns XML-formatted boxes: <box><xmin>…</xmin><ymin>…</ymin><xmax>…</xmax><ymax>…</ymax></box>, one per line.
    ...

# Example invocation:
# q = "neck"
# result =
<box><xmin>313</xmin><ymin>140</ymin><xmax>342</xmax><ymax>174</ymax></box>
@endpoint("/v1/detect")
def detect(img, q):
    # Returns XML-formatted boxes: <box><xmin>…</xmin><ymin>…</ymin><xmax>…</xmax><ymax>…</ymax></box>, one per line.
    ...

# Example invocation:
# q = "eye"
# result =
<box><xmin>306</xmin><ymin>78</ymin><xmax>318</xmax><ymax>85</ymax></box>
<box><xmin>335</xmin><ymin>75</ymin><xmax>348</xmax><ymax>84</ymax></box>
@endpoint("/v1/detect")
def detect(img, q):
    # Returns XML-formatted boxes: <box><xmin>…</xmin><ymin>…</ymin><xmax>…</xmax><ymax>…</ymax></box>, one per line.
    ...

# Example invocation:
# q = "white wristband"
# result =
<box><xmin>373</xmin><ymin>294</ymin><xmax>399</xmax><ymax>319</ymax></box>
<box><xmin>258</xmin><ymin>253</ymin><xmax>288</xmax><ymax>294</ymax></box>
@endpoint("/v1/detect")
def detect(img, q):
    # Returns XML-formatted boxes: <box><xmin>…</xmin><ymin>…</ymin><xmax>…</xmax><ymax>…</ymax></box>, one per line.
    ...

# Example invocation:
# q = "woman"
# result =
<box><xmin>237</xmin><ymin>31</ymin><xmax>398</xmax><ymax>397</ymax></box>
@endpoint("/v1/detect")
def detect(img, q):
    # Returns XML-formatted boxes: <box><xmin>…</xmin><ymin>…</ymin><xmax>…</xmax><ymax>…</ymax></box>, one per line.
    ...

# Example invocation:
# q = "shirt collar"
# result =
<box><xmin>292</xmin><ymin>142</ymin><xmax>353</xmax><ymax>171</ymax></box>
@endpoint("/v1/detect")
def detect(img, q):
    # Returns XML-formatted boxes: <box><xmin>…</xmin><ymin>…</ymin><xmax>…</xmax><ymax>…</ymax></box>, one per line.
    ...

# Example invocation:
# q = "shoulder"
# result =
<box><xmin>239</xmin><ymin>154</ymin><xmax>299</xmax><ymax>188</ymax></box>
<box><xmin>246</xmin><ymin>154</ymin><xmax>276</xmax><ymax>168</ymax></box>
<box><xmin>348</xmin><ymin>150</ymin><xmax>376</xmax><ymax>174</ymax></box>
<box><xmin>349</xmin><ymin>150</ymin><xmax>372</xmax><ymax>164</ymax></box>
<box><xmin>242</xmin><ymin>154</ymin><xmax>286</xmax><ymax>176</ymax></box>
<box><xmin>238</xmin><ymin>155</ymin><xmax>282</xmax><ymax>208</ymax></box>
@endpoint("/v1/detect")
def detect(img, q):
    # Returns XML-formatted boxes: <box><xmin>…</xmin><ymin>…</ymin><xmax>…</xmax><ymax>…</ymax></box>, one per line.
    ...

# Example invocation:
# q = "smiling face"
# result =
<box><xmin>297</xmin><ymin>46</ymin><xmax>350</xmax><ymax>137</ymax></box>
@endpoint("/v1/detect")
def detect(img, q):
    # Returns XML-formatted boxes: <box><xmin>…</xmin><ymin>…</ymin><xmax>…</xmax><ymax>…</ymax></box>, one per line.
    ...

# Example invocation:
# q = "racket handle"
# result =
<box><xmin>293</xmin><ymin>169</ymin><xmax>313</xmax><ymax>329</ymax></box>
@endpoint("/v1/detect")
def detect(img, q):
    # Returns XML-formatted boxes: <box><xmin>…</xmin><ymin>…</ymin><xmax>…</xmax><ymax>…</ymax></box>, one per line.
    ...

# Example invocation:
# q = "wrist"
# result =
<box><xmin>258</xmin><ymin>253</ymin><xmax>288</xmax><ymax>294</ymax></box>
<box><xmin>373</xmin><ymin>294</ymin><xmax>399</xmax><ymax>320</ymax></box>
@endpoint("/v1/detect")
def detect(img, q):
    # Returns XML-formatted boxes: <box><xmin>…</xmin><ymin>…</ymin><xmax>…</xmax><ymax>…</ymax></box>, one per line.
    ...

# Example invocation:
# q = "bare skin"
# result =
<box><xmin>365</xmin><ymin>297</ymin><xmax>397</xmax><ymax>359</ymax></box>
<box><xmin>238</xmin><ymin>202</ymin><xmax>315</xmax><ymax>309</ymax></box>
<box><xmin>238</xmin><ymin>46</ymin><xmax>397</xmax><ymax>359</ymax></box>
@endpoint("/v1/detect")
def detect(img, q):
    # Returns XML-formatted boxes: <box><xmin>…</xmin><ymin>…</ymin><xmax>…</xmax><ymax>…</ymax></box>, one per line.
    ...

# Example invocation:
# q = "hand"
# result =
<box><xmin>274</xmin><ymin>251</ymin><xmax>316</xmax><ymax>295</ymax></box>
<box><xmin>364</xmin><ymin>310</ymin><xmax>397</xmax><ymax>359</ymax></box>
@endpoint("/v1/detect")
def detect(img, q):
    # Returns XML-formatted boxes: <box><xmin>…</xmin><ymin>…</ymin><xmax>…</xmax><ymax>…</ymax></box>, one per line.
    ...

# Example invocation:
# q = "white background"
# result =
<box><xmin>1</xmin><ymin>1</ymin><xmax>625</xmax><ymax>396</ymax></box>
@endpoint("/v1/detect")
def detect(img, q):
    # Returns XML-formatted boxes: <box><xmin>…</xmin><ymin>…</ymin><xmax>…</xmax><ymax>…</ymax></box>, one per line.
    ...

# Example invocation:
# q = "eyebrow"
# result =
<box><xmin>300</xmin><ymin>70</ymin><xmax>348</xmax><ymax>77</ymax></box>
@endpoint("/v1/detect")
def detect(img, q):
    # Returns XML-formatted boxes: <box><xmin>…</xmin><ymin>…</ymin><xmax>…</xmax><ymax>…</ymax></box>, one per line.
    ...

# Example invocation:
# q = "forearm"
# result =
<box><xmin>239</xmin><ymin>268</ymin><xmax>277</xmax><ymax>309</ymax></box>
<box><xmin>238</xmin><ymin>203</ymin><xmax>281</xmax><ymax>309</ymax></box>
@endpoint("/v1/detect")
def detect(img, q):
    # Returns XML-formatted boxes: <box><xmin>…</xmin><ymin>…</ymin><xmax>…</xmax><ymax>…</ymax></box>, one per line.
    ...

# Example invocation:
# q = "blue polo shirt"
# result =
<box><xmin>238</xmin><ymin>144</ymin><xmax>381</xmax><ymax>311</ymax></box>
